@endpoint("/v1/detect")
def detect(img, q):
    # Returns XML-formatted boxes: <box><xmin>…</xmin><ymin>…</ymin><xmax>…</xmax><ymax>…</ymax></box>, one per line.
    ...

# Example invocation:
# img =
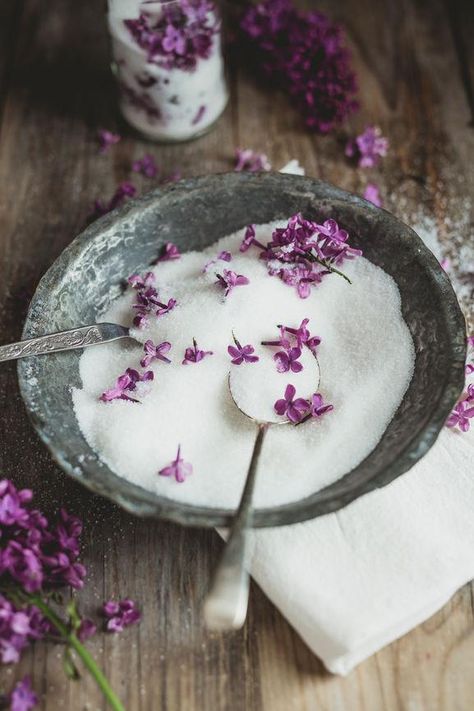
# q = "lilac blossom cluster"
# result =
<box><xmin>346</xmin><ymin>126</ymin><xmax>389</xmax><ymax>168</ymax></box>
<box><xmin>124</xmin><ymin>0</ymin><xmax>219</xmax><ymax>71</ymax></box>
<box><xmin>102</xmin><ymin>599</ymin><xmax>141</xmax><ymax>633</ymax></box>
<box><xmin>128</xmin><ymin>270</ymin><xmax>177</xmax><ymax>329</ymax></box>
<box><xmin>242</xmin><ymin>214</ymin><xmax>362</xmax><ymax>299</ymax></box>
<box><xmin>240</xmin><ymin>0</ymin><xmax>357</xmax><ymax>134</ymax></box>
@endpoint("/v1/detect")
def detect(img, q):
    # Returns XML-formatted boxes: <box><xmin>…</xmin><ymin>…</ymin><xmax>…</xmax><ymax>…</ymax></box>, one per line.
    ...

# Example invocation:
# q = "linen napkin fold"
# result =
<box><xmin>246</xmin><ymin>424</ymin><xmax>474</xmax><ymax>675</ymax></box>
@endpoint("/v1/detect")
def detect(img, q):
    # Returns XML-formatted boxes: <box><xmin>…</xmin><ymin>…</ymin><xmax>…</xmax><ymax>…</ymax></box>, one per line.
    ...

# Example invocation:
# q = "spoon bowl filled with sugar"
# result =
<box><xmin>16</xmin><ymin>172</ymin><xmax>465</xmax><ymax>548</ymax></box>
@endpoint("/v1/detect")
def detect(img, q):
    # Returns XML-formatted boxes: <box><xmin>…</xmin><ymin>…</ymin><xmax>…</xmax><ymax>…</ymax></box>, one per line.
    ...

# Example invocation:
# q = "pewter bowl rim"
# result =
<box><xmin>18</xmin><ymin>172</ymin><xmax>466</xmax><ymax>528</ymax></box>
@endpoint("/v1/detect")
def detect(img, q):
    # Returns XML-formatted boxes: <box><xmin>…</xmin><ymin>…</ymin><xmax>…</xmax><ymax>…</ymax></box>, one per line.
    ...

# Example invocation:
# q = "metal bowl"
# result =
<box><xmin>18</xmin><ymin>173</ymin><xmax>466</xmax><ymax>528</ymax></box>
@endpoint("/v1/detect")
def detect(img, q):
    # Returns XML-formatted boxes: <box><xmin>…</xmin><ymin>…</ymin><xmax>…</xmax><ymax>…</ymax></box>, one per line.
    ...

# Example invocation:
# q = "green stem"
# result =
<box><xmin>25</xmin><ymin>595</ymin><xmax>126</xmax><ymax>711</ymax></box>
<box><xmin>308</xmin><ymin>253</ymin><xmax>352</xmax><ymax>284</ymax></box>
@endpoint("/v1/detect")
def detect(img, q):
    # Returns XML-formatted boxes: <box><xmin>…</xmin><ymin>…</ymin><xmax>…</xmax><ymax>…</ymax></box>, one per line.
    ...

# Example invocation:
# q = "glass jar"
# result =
<box><xmin>108</xmin><ymin>0</ymin><xmax>229</xmax><ymax>142</ymax></box>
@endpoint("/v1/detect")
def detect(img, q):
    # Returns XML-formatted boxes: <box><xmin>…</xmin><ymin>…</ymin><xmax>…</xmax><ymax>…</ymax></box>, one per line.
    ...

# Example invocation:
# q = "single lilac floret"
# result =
<box><xmin>102</xmin><ymin>598</ymin><xmax>141</xmax><ymax>633</ymax></box>
<box><xmin>234</xmin><ymin>148</ymin><xmax>271</xmax><ymax>172</ymax></box>
<box><xmin>98</xmin><ymin>129</ymin><xmax>121</xmax><ymax>154</ymax></box>
<box><xmin>100</xmin><ymin>368</ymin><xmax>154</xmax><ymax>403</ymax></box>
<box><xmin>155</xmin><ymin>242</ymin><xmax>181</xmax><ymax>262</ymax></box>
<box><xmin>364</xmin><ymin>183</ymin><xmax>382</xmax><ymax>207</ymax></box>
<box><xmin>279</xmin><ymin>318</ymin><xmax>321</xmax><ymax>353</ymax></box>
<box><xmin>10</xmin><ymin>676</ymin><xmax>38</xmax><ymax>711</ymax></box>
<box><xmin>132</xmin><ymin>154</ymin><xmax>159</xmax><ymax>178</ymax></box>
<box><xmin>274</xmin><ymin>347</ymin><xmax>303</xmax><ymax>373</ymax></box>
<box><xmin>158</xmin><ymin>445</ymin><xmax>193</xmax><ymax>483</ymax></box>
<box><xmin>240</xmin><ymin>224</ymin><xmax>266</xmax><ymax>253</ymax></box>
<box><xmin>346</xmin><ymin>126</ymin><xmax>389</xmax><ymax>168</ymax></box>
<box><xmin>156</xmin><ymin>298</ymin><xmax>177</xmax><ymax>317</ymax></box>
<box><xmin>140</xmin><ymin>340</ymin><xmax>172</xmax><ymax>367</ymax></box>
<box><xmin>228</xmin><ymin>334</ymin><xmax>259</xmax><ymax>365</ymax></box>
<box><xmin>274</xmin><ymin>384</ymin><xmax>309</xmax><ymax>423</ymax></box>
<box><xmin>182</xmin><ymin>338</ymin><xmax>213</xmax><ymax>364</ymax></box>
<box><xmin>216</xmin><ymin>269</ymin><xmax>250</xmax><ymax>297</ymax></box>
<box><xmin>127</xmin><ymin>271</ymin><xmax>155</xmax><ymax>290</ymax></box>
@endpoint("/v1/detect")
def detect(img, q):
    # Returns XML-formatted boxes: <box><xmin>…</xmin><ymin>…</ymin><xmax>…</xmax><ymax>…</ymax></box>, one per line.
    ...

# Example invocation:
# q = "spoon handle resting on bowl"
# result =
<box><xmin>0</xmin><ymin>323</ymin><xmax>130</xmax><ymax>363</ymax></box>
<box><xmin>204</xmin><ymin>422</ymin><xmax>268</xmax><ymax>631</ymax></box>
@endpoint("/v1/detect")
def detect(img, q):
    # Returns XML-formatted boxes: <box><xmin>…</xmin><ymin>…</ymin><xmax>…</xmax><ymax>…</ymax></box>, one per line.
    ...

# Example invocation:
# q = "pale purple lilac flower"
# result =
<box><xmin>158</xmin><ymin>445</ymin><xmax>193</xmax><ymax>483</ymax></box>
<box><xmin>307</xmin><ymin>393</ymin><xmax>333</xmax><ymax>419</ymax></box>
<box><xmin>182</xmin><ymin>338</ymin><xmax>213</xmax><ymax>364</ymax></box>
<box><xmin>274</xmin><ymin>384</ymin><xmax>309</xmax><ymax>423</ymax></box>
<box><xmin>132</xmin><ymin>154</ymin><xmax>159</xmax><ymax>178</ymax></box>
<box><xmin>216</xmin><ymin>269</ymin><xmax>250</xmax><ymax>297</ymax></box>
<box><xmin>202</xmin><ymin>250</ymin><xmax>232</xmax><ymax>272</ymax></box>
<box><xmin>346</xmin><ymin>126</ymin><xmax>389</xmax><ymax>168</ymax></box>
<box><xmin>97</xmin><ymin>129</ymin><xmax>121</xmax><ymax>154</ymax></box>
<box><xmin>100</xmin><ymin>368</ymin><xmax>154</xmax><ymax>403</ymax></box>
<box><xmin>9</xmin><ymin>676</ymin><xmax>38</xmax><ymax>711</ymax></box>
<box><xmin>363</xmin><ymin>183</ymin><xmax>382</xmax><ymax>207</ymax></box>
<box><xmin>154</xmin><ymin>242</ymin><xmax>181</xmax><ymax>262</ymax></box>
<box><xmin>140</xmin><ymin>340</ymin><xmax>172</xmax><ymax>367</ymax></box>
<box><xmin>102</xmin><ymin>599</ymin><xmax>141</xmax><ymax>633</ymax></box>
<box><xmin>240</xmin><ymin>224</ymin><xmax>266</xmax><ymax>253</ymax></box>
<box><xmin>446</xmin><ymin>399</ymin><xmax>474</xmax><ymax>432</ymax></box>
<box><xmin>274</xmin><ymin>347</ymin><xmax>303</xmax><ymax>373</ymax></box>
<box><xmin>234</xmin><ymin>148</ymin><xmax>271</xmax><ymax>172</ymax></box>
<box><xmin>228</xmin><ymin>334</ymin><xmax>259</xmax><ymax>365</ymax></box>
<box><xmin>280</xmin><ymin>318</ymin><xmax>321</xmax><ymax>353</ymax></box>
<box><xmin>92</xmin><ymin>182</ymin><xmax>136</xmax><ymax>218</ymax></box>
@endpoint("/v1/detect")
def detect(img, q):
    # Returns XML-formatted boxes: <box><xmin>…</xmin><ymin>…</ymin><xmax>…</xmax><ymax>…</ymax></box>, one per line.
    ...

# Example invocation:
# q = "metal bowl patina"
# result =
<box><xmin>18</xmin><ymin>173</ymin><xmax>466</xmax><ymax>528</ymax></box>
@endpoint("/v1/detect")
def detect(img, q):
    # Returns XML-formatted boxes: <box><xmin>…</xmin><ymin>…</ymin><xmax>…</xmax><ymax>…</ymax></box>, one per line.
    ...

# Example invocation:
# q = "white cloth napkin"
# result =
<box><xmin>246</xmin><ymin>424</ymin><xmax>474</xmax><ymax>674</ymax></box>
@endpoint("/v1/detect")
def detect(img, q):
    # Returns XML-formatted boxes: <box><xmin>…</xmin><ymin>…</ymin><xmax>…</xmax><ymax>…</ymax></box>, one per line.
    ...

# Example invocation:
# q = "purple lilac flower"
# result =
<box><xmin>240</xmin><ymin>0</ymin><xmax>357</xmax><ymax>134</ymax></box>
<box><xmin>140</xmin><ymin>340</ymin><xmax>172</xmax><ymax>367</ymax></box>
<box><xmin>446</xmin><ymin>399</ymin><xmax>474</xmax><ymax>432</ymax></box>
<box><xmin>9</xmin><ymin>676</ymin><xmax>38</xmax><ymax>711</ymax></box>
<box><xmin>158</xmin><ymin>445</ymin><xmax>193</xmax><ymax>483</ymax></box>
<box><xmin>307</xmin><ymin>393</ymin><xmax>333</xmax><ymax>418</ymax></box>
<box><xmin>274</xmin><ymin>347</ymin><xmax>303</xmax><ymax>373</ymax></box>
<box><xmin>156</xmin><ymin>298</ymin><xmax>177</xmax><ymax>317</ymax></box>
<box><xmin>202</xmin><ymin>250</ymin><xmax>232</xmax><ymax>272</ymax></box>
<box><xmin>92</xmin><ymin>182</ymin><xmax>136</xmax><ymax>218</ymax></box>
<box><xmin>274</xmin><ymin>384</ymin><xmax>309</xmax><ymax>424</ymax></box>
<box><xmin>132</xmin><ymin>154</ymin><xmax>159</xmax><ymax>178</ymax></box>
<box><xmin>97</xmin><ymin>129</ymin><xmax>121</xmax><ymax>154</ymax></box>
<box><xmin>102</xmin><ymin>599</ymin><xmax>141</xmax><ymax>633</ymax></box>
<box><xmin>240</xmin><ymin>224</ymin><xmax>266</xmax><ymax>253</ymax></box>
<box><xmin>124</xmin><ymin>1</ymin><xmax>219</xmax><ymax>71</ymax></box>
<box><xmin>100</xmin><ymin>368</ymin><xmax>154</xmax><ymax>403</ymax></box>
<box><xmin>228</xmin><ymin>334</ymin><xmax>259</xmax><ymax>365</ymax></box>
<box><xmin>346</xmin><ymin>126</ymin><xmax>389</xmax><ymax>168</ymax></box>
<box><xmin>127</xmin><ymin>271</ymin><xmax>155</xmax><ymax>290</ymax></box>
<box><xmin>234</xmin><ymin>148</ymin><xmax>272</xmax><ymax>172</ymax></box>
<box><xmin>154</xmin><ymin>242</ymin><xmax>181</xmax><ymax>262</ymax></box>
<box><xmin>261</xmin><ymin>325</ymin><xmax>292</xmax><ymax>350</ymax></box>
<box><xmin>77</xmin><ymin>618</ymin><xmax>97</xmax><ymax>643</ymax></box>
<box><xmin>216</xmin><ymin>269</ymin><xmax>250</xmax><ymax>297</ymax></box>
<box><xmin>182</xmin><ymin>338</ymin><xmax>213</xmax><ymax>364</ymax></box>
<box><xmin>280</xmin><ymin>318</ymin><xmax>321</xmax><ymax>353</ymax></box>
<box><xmin>0</xmin><ymin>596</ymin><xmax>47</xmax><ymax>664</ymax></box>
<box><xmin>363</xmin><ymin>183</ymin><xmax>382</xmax><ymax>207</ymax></box>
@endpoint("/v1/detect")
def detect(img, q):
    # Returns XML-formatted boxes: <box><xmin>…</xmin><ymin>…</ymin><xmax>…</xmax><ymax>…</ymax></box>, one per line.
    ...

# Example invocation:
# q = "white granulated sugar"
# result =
<box><xmin>73</xmin><ymin>222</ymin><xmax>415</xmax><ymax>509</ymax></box>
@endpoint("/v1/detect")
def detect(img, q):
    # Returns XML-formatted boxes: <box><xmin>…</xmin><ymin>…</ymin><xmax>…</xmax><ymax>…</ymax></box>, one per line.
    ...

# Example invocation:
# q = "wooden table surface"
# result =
<box><xmin>0</xmin><ymin>1</ymin><xmax>473</xmax><ymax>709</ymax></box>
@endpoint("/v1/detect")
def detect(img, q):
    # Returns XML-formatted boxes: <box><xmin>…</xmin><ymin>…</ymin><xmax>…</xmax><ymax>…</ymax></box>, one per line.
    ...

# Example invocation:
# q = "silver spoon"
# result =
<box><xmin>203</xmin><ymin>350</ymin><xmax>320</xmax><ymax>630</ymax></box>
<box><xmin>0</xmin><ymin>323</ymin><xmax>132</xmax><ymax>362</ymax></box>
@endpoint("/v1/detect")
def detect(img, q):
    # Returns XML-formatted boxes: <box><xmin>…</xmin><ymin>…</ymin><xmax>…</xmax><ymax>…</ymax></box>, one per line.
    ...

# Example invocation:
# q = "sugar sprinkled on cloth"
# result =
<box><xmin>72</xmin><ymin>222</ymin><xmax>414</xmax><ymax>509</ymax></box>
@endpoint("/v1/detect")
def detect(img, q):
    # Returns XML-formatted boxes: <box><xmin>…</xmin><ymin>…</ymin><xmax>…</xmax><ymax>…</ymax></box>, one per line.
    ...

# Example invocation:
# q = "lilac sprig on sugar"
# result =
<box><xmin>240</xmin><ymin>0</ymin><xmax>357</xmax><ymax>134</ymax></box>
<box><xmin>250</xmin><ymin>214</ymin><xmax>361</xmax><ymax>299</ymax></box>
<box><xmin>124</xmin><ymin>0</ymin><xmax>219</xmax><ymax>72</ymax></box>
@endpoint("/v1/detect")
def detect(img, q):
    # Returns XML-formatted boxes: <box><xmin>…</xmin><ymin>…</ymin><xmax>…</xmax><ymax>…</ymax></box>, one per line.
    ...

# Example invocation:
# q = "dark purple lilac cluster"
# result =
<box><xmin>124</xmin><ymin>1</ymin><xmax>219</xmax><ymax>72</ymax></box>
<box><xmin>0</xmin><ymin>481</ymin><xmax>86</xmax><ymax>596</ymax></box>
<box><xmin>243</xmin><ymin>214</ymin><xmax>362</xmax><ymax>299</ymax></box>
<box><xmin>240</xmin><ymin>0</ymin><xmax>357</xmax><ymax>134</ymax></box>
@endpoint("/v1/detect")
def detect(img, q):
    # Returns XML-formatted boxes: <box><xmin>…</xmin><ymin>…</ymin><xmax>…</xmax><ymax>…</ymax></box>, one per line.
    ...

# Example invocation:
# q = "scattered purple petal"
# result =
<box><xmin>274</xmin><ymin>384</ymin><xmax>309</xmax><ymax>424</ymax></box>
<box><xmin>216</xmin><ymin>269</ymin><xmax>250</xmax><ymax>297</ymax></box>
<box><xmin>228</xmin><ymin>334</ymin><xmax>259</xmax><ymax>365</ymax></box>
<box><xmin>363</xmin><ymin>183</ymin><xmax>382</xmax><ymax>207</ymax></box>
<box><xmin>132</xmin><ymin>154</ymin><xmax>159</xmax><ymax>178</ymax></box>
<box><xmin>192</xmin><ymin>104</ymin><xmax>206</xmax><ymax>125</ymax></box>
<box><xmin>97</xmin><ymin>129</ymin><xmax>121</xmax><ymax>154</ymax></box>
<box><xmin>140</xmin><ymin>340</ymin><xmax>172</xmax><ymax>367</ymax></box>
<box><xmin>100</xmin><ymin>368</ymin><xmax>154</xmax><ymax>403</ymax></box>
<box><xmin>102</xmin><ymin>599</ymin><xmax>141</xmax><ymax>633</ymax></box>
<box><xmin>10</xmin><ymin>676</ymin><xmax>38</xmax><ymax>711</ymax></box>
<box><xmin>158</xmin><ymin>445</ymin><xmax>193</xmax><ymax>483</ymax></box>
<box><xmin>346</xmin><ymin>126</ymin><xmax>389</xmax><ymax>168</ymax></box>
<box><xmin>182</xmin><ymin>338</ymin><xmax>213</xmax><ymax>364</ymax></box>
<box><xmin>234</xmin><ymin>148</ymin><xmax>271</xmax><ymax>172</ymax></box>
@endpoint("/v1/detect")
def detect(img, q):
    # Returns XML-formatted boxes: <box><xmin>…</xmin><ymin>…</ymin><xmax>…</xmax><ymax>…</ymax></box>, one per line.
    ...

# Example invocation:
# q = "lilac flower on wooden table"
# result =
<box><xmin>132</xmin><ymin>153</ymin><xmax>159</xmax><ymax>178</ymax></box>
<box><xmin>102</xmin><ymin>599</ymin><xmax>141</xmax><ymax>633</ymax></box>
<box><xmin>9</xmin><ymin>676</ymin><xmax>38</xmax><ymax>711</ymax></box>
<box><xmin>234</xmin><ymin>148</ymin><xmax>271</xmax><ymax>172</ymax></box>
<box><xmin>97</xmin><ymin>129</ymin><xmax>121</xmax><ymax>154</ymax></box>
<box><xmin>346</xmin><ymin>126</ymin><xmax>389</xmax><ymax>168</ymax></box>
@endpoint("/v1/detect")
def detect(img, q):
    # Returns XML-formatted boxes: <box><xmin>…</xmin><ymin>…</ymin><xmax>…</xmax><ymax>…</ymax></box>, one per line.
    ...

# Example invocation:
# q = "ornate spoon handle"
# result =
<box><xmin>0</xmin><ymin>323</ymin><xmax>130</xmax><ymax>363</ymax></box>
<box><xmin>204</xmin><ymin>422</ymin><xmax>268</xmax><ymax>630</ymax></box>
